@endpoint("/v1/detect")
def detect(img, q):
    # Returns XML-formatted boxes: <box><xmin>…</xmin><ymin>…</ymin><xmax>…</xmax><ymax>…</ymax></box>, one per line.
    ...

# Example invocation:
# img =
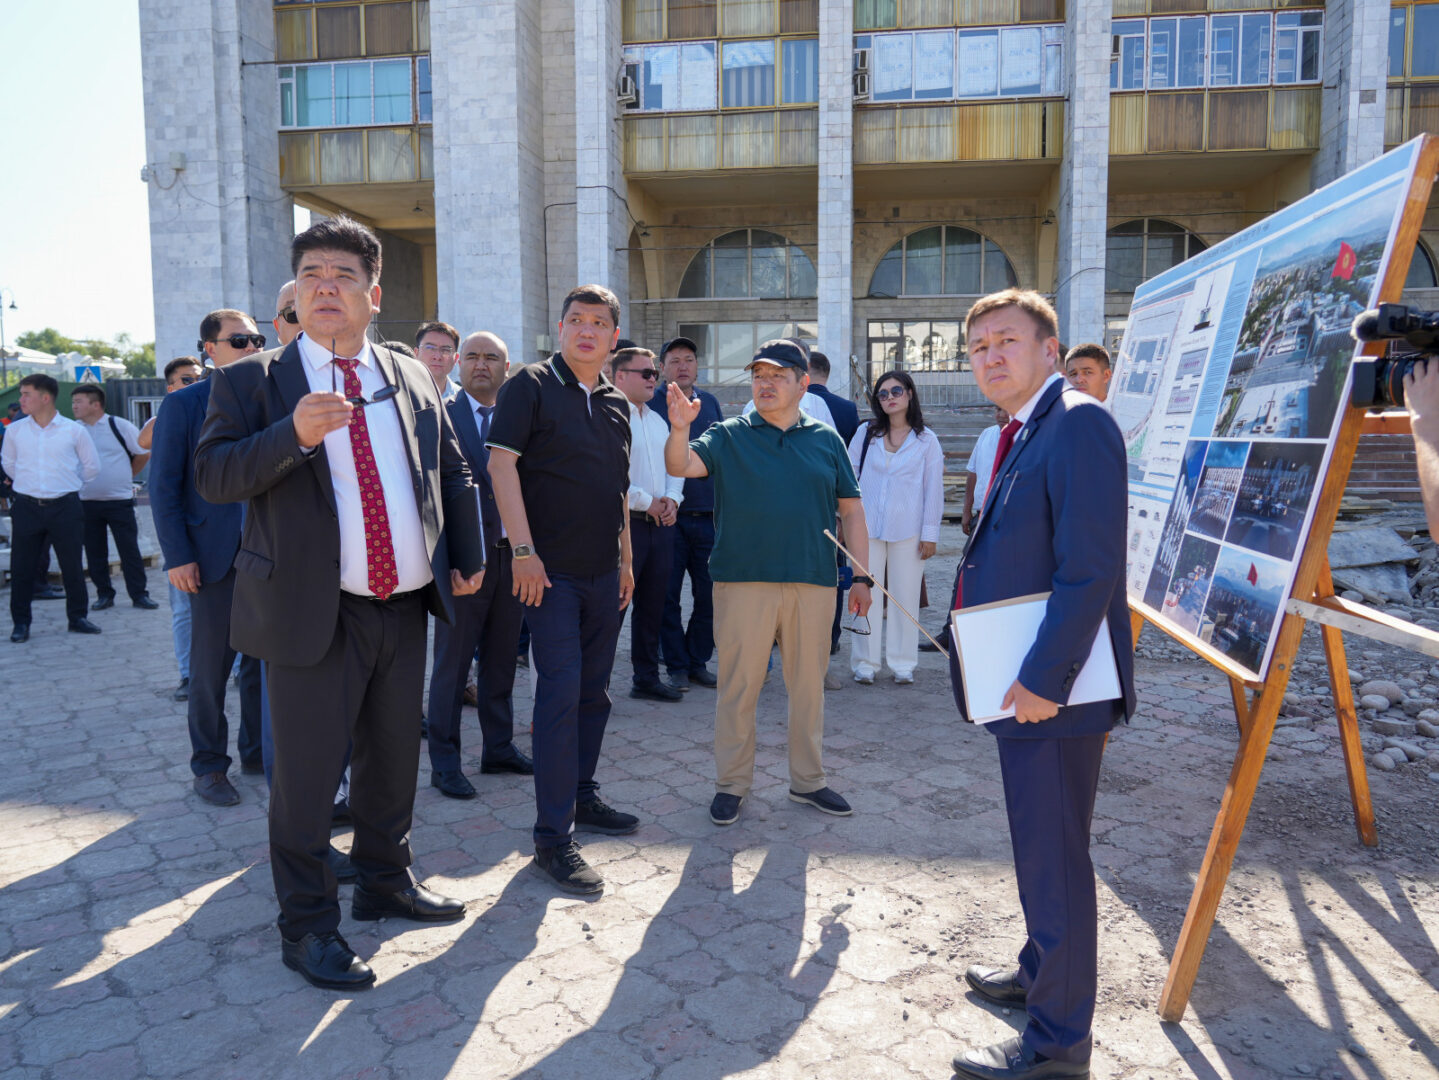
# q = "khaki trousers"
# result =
<box><xmin>713</xmin><ymin>581</ymin><xmax>832</xmax><ymax>796</ymax></box>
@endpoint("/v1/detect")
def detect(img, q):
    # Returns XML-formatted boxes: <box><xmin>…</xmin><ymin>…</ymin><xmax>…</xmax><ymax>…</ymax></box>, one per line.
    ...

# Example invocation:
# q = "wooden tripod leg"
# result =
<box><xmin>1228</xmin><ymin>677</ymin><xmax>1252</xmax><ymax>737</ymax></box>
<box><xmin>1317</xmin><ymin>562</ymin><xmax>1378</xmax><ymax>847</ymax></box>
<box><xmin>1158</xmin><ymin>621</ymin><xmax>1294</xmax><ymax>1021</ymax></box>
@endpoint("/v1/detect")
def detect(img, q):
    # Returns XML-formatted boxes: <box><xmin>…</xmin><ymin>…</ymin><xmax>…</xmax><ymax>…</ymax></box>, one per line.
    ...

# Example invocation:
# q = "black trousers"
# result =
<box><xmin>188</xmin><ymin>568</ymin><xmax>261</xmax><ymax>775</ymax></box>
<box><xmin>427</xmin><ymin>543</ymin><xmax>524</xmax><ymax>773</ymax></box>
<box><xmin>660</xmin><ymin>511</ymin><xmax>714</xmax><ymax>677</ymax></box>
<box><xmin>269</xmin><ymin>591</ymin><xmax>427</xmax><ymax>940</ymax></box>
<box><xmin>627</xmin><ymin>515</ymin><xmax>673</xmax><ymax>686</ymax></box>
<box><xmin>82</xmin><ymin>498</ymin><xmax>149</xmax><ymax>602</ymax></box>
<box><xmin>9</xmin><ymin>493</ymin><xmax>87</xmax><ymax>625</ymax></box>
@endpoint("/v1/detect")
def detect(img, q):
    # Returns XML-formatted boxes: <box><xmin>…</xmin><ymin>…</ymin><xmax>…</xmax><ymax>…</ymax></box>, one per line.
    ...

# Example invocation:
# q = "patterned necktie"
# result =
<box><xmin>955</xmin><ymin>419</ymin><xmax>1024</xmax><ymax>611</ymax></box>
<box><xmin>333</xmin><ymin>357</ymin><xmax>398</xmax><ymax>599</ymax></box>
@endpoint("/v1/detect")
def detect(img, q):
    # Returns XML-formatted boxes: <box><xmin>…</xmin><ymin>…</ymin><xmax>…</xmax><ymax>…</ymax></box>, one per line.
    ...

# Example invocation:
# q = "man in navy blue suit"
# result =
<box><xmin>426</xmin><ymin>330</ymin><xmax>533</xmax><ymax>798</ymax></box>
<box><xmin>947</xmin><ymin>290</ymin><xmax>1136</xmax><ymax>1080</ymax></box>
<box><xmin>149</xmin><ymin>309</ymin><xmax>264</xmax><ymax>807</ymax></box>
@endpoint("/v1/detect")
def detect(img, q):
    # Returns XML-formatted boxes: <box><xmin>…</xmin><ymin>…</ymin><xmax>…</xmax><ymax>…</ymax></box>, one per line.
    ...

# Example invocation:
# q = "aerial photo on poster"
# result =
<box><xmin>1112</xmin><ymin>137</ymin><xmax>1425</xmax><ymax>680</ymax></box>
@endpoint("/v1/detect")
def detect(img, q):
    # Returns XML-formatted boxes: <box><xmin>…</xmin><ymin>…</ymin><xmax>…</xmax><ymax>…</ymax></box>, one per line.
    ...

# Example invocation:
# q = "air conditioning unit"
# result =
<box><xmin>854</xmin><ymin>47</ymin><xmax>871</xmax><ymax>73</ymax></box>
<box><xmin>853</xmin><ymin>70</ymin><xmax>871</xmax><ymax>101</ymax></box>
<box><xmin>617</xmin><ymin>70</ymin><xmax>638</xmax><ymax>106</ymax></box>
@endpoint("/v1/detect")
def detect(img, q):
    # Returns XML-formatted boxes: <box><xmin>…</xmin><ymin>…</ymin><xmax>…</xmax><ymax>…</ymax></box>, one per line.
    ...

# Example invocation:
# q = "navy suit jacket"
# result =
<box><xmin>148</xmin><ymin>377</ymin><xmax>243</xmax><ymax>585</ymax></box>
<box><xmin>448</xmin><ymin>393</ymin><xmax>499</xmax><ymax>549</ymax></box>
<box><xmin>807</xmin><ymin>384</ymin><xmax>860</xmax><ymax>446</ymax></box>
<box><xmin>948</xmin><ymin>378</ymin><xmax>1137</xmax><ymax>739</ymax></box>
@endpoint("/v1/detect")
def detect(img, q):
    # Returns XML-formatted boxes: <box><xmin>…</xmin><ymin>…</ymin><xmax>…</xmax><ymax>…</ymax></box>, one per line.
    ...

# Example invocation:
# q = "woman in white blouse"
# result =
<box><xmin>847</xmin><ymin>370</ymin><xmax>945</xmax><ymax>685</ymax></box>
<box><xmin>840</xmin><ymin>371</ymin><xmax>943</xmax><ymax>687</ymax></box>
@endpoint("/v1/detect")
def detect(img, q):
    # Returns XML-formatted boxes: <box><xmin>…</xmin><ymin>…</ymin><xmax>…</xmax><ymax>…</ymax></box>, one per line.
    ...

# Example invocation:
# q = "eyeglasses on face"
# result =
<box><xmin>210</xmin><ymin>333</ymin><xmax>266</xmax><ymax>350</ymax></box>
<box><xmin>619</xmin><ymin>367</ymin><xmax>658</xmax><ymax>380</ymax></box>
<box><xmin>875</xmin><ymin>386</ymin><xmax>908</xmax><ymax>401</ymax></box>
<box><xmin>419</xmin><ymin>343</ymin><xmax>457</xmax><ymax>357</ymax></box>
<box><xmin>277</xmin><ymin>308</ymin><xmax>299</xmax><ymax>324</ymax></box>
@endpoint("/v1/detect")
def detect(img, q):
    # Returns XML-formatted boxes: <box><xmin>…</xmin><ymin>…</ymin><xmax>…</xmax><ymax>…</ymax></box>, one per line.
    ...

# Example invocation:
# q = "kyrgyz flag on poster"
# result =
<box><xmin>1247</xmin><ymin>563</ymin><xmax>1259</xmax><ymax>586</ymax></box>
<box><xmin>1332</xmin><ymin>241</ymin><xmax>1357</xmax><ymax>280</ymax></box>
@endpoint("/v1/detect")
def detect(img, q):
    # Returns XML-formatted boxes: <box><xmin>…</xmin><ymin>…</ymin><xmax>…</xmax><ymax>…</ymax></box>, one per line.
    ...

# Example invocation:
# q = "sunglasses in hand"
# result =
<box><xmin>330</xmin><ymin>359</ymin><xmax>400</xmax><ymax>410</ymax></box>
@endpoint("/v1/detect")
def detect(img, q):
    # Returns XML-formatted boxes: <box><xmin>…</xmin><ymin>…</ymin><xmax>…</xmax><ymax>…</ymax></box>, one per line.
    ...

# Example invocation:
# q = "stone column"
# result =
<box><xmin>1312</xmin><ymin>0</ymin><xmax>1389</xmax><ymax>188</ymax></box>
<box><xmin>139</xmin><ymin>0</ymin><xmax>292</xmax><ymax>365</ymax></box>
<box><xmin>431</xmin><ymin>0</ymin><xmax>548</xmax><ymax>362</ymax></box>
<box><xmin>1053</xmin><ymin>0</ymin><xmax>1111</xmax><ymax>348</ymax></box>
<box><xmin>817</xmin><ymin>0</ymin><xmax>855</xmax><ymax>396</ymax></box>
<box><xmin>574</xmin><ymin>0</ymin><xmax>630</xmax><ymax>329</ymax></box>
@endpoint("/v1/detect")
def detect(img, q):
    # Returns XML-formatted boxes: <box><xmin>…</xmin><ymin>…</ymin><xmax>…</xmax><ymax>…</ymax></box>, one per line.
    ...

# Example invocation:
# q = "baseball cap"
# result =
<box><xmin>659</xmin><ymin>336</ymin><xmax>698</xmax><ymax>361</ymax></box>
<box><xmin>744</xmin><ymin>339</ymin><xmax>809</xmax><ymax>374</ymax></box>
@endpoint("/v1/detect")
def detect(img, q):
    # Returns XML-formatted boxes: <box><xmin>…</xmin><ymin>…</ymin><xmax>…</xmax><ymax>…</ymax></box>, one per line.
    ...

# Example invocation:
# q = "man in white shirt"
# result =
<box><xmin>69</xmin><ymin>383</ymin><xmax>157</xmax><ymax>612</ymax></box>
<box><xmin>962</xmin><ymin>404</ymin><xmax>1011</xmax><ymax>535</ymax></box>
<box><xmin>416</xmin><ymin>320</ymin><xmax>462</xmax><ymax>402</ymax></box>
<box><xmin>3</xmin><ymin>374</ymin><xmax>104</xmax><ymax>642</ymax></box>
<box><xmin>615</xmin><ymin>346</ymin><xmax>686</xmax><ymax>702</ymax></box>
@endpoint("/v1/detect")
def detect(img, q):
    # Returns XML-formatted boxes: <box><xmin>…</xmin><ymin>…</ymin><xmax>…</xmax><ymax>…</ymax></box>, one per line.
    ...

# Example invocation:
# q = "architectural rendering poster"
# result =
<box><xmin>1112</xmin><ymin>138</ymin><xmax>1426</xmax><ymax>680</ymax></box>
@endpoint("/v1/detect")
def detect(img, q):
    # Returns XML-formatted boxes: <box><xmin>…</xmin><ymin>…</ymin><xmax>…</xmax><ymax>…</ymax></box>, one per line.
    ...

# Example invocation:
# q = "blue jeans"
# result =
<box><xmin>660</xmin><ymin>513</ymin><xmax>715</xmax><ymax>677</ymax></box>
<box><xmin>168</xmin><ymin>580</ymin><xmax>192</xmax><ymax>681</ymax></box>
<box><xmin>525</xmin><ymin>570</ymin><xmax>623</xmax><ymax>849</ymax></box>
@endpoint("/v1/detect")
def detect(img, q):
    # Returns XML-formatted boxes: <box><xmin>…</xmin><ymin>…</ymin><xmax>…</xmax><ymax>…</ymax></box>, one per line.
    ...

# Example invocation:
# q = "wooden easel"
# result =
<box><xmin>1126</xmin><ymin>134</ymin><xmax>1439</xmax><ymax>1022</ymax></box>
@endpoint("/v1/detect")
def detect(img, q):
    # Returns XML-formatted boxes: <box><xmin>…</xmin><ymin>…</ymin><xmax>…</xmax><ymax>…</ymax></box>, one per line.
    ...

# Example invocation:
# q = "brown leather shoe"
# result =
<box><xmin>193</xmin><ymin>772</ymin><xmax>240</xmax><ymax>806</ymax></box>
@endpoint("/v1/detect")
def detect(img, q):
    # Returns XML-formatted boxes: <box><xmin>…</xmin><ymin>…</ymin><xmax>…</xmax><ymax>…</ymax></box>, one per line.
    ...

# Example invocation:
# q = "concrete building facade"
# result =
<box><xmin>140</xmin><ymin>0</ymin><xmax>1439</xmax><ymax>404</ymax></box>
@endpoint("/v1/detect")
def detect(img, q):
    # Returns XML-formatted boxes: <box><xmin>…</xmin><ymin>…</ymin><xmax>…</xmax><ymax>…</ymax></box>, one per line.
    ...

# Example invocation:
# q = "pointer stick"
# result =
<box><xmin>824</xmin><ymin>529</ymin><xmax>949</xmax><ymax>658</ymax></box>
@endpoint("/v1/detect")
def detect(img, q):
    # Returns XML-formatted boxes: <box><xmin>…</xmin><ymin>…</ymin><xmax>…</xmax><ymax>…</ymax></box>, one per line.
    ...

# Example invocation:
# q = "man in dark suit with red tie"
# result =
<box><xmin>947</xmin><ymin>289</ymin><xmax>1136</xmax><ymax>1080</ymax></box>
<box><xmin>194</xmin><ymin>217</ymin><xmax>486</xmax><ymax>992</ymax></box>
<box><xmin>426</xmin><ymin>330</ymin><xmax>532</xmax><ymax>798</ymax></box>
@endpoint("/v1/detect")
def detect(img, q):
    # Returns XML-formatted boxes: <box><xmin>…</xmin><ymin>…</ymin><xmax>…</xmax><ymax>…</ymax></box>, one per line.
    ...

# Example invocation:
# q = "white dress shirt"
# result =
<box><xmin>966</xmin><ymin>424</ymin><xmax>1002</xmax><ymax>503</ymax></box>
<box><xmin>627</xmin><ymin>400</ymin><xmax>684</xmax><ymax>513</ymax></box>
<box><xmin>80</xmin><ymin>414</ymin><xmax>145</xmax><ymax>501</ymax></box>
<box><xmin>297</xmin><ymin>333</ymin><xmax>433</xmax><ymax>596</ymax></box>
<box><xmin>742</xmin><ymin>390</ymin><xmax>837</xmax><ymax>429</ymax></box>
<box><xmin>1015</xmin><ymin>372</ymin><xmax>1065</xmax><ymax>425</ymax></box>
<box><xmin>848</xmin><ymin>426</ymin><xmax>946</xmax><ymax>543</ymax></box>
<box><xmin>1</xmin><ymin>413</ymin><xmax>101</xmax><ymax>499</ymax></box>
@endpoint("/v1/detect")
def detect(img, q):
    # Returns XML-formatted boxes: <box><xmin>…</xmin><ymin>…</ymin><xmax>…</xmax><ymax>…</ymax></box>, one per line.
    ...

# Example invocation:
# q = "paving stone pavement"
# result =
<box><xmin>1</xmin><ymin>531</ymin><xmax>1437</xmax><ymax>1080</ymax></box>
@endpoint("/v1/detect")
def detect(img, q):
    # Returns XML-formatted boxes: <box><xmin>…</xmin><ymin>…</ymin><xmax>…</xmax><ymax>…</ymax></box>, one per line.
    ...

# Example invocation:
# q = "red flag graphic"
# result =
<box><xmin>1247</xmin><ymin>563</ymin><xmax>1259</xmax><ymax>586</ymax></box>
<box><xmin>1332</xmin><ymin>241</ymin><xmax>1356</xmax><ymax>280</ymax></box>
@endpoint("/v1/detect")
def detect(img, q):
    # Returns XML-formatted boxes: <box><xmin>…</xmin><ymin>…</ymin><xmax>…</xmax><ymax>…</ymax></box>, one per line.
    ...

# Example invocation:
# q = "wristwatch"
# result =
<box><xmin>512</xmin><ymin>544</ymin><xmax>535</xmax><ymax>559</ymax></box>
<box><xmin>852</xmin><ymin>574</ymin><xmax>875</xmax><ymax>587</ymax></box>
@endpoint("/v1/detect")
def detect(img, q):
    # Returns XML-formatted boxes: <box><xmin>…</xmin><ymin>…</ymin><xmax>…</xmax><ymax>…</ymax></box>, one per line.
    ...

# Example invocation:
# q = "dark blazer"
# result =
<box><xmin>192</xmin><ymin>339</ymin><xmax>485</xmax><ymax>667</ymax></box>
<box><xmin>948</xmin><ymin>378</ymin><xmax>1136</xmax><ymax>738</ymax></box>
<box><xmin>807</xmin><ymin>384</ymin><xmax>861</xmax><ymax>446</ymax></box>
<box><xmin>448</xmin><ymin>392</ymin><xmax>499</xmax><ymax>548</ymax></box>
<box><xmin>148</xmin><ymin>378</ymin><xmax>243</xmax><ymax>585</ymax></box>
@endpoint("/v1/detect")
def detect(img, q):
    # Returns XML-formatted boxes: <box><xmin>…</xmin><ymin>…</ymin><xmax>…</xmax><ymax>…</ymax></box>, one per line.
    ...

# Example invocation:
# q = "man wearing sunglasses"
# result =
<box><xmin>149</xmin><ymin>310</ymin><xmax>264</xmax><ymax>809</ymax></box>
<box><xmin>614</xmin><ymin>346</ymin><xmax>684</xmax><ymax>703</ymax></box>
<box><xmin>273</xmin><ymin>280</ymin><xmax>300</xmax><ymax>347</ymax></box>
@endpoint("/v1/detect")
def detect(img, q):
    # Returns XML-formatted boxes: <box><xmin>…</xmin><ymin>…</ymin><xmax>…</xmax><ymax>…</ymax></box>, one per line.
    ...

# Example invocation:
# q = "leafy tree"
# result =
<box><xmin>15</xmin><ymin>327</ymin><xmax>78</xmax><ymax>356</ymax></box>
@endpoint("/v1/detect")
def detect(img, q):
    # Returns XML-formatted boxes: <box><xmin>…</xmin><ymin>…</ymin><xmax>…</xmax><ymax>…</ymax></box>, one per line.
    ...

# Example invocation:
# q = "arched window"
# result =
<box><xmin>1407</xmin><ymin>241</ymin><xmax>1438</xmax><ymax>289</ymax></box>
<box><xmin>678</xmin><ymin>229</ymin><xmax>816</xmax><ymax>299</ymax></box>
<box><xmin>1106</xmin><ymin>218</ymin><xmax>1208</xmax><ymax>292</ymax></box>
<box><xmin>867</xmin><ymin>226</ymin><xmax>1017</xmax><ymax>297</ymax></box>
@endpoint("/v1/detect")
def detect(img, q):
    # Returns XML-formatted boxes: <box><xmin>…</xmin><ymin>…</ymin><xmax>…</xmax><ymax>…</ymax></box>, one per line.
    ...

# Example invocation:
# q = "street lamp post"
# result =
<box><xmin>0</xmin><ymin>288</ymin><xmax>17</xmax><ymax>390</ymax></box>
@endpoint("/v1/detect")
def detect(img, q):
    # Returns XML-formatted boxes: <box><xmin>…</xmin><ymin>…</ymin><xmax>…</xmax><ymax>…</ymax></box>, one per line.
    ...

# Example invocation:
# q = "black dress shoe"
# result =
<box><xmin>34</xmin><ymin>584</ymin><xmax>65</xmax><ymax>600</ymax></box>
<box><xmin>479</xmin><ymin>749</ymin><xmax>534</xmax><ymax>776</ymax></box>
<box><xmin>687</xmin><ymin>666</ymin><xmax>718</xmax><ymax>687</ymax></box>
<box><xmin>91</xmin><ymin>595</ymin><xmax>115</xmax><ymax>611</ymax></box>
<box><xmin>132</xmin><ymin>594</ymin><xmax>160</xmax><ymax>610</ymax></box>
<box><xmin>281</xmin><ymin>930</ymin><xmax>375</xmax><ymax>991</ymax></box>
<box><xmin>10</xmin><ymin>624</ymin><xmax>29</xmax><ymax>644</ymax></box>
<box><xmin>172</xmin><ymin>677</ymin><xmax>190</xmax><ymax>701</ymax></box>
<box><xmin>630</xmin><ymin>680</ymin><xmax>683</xmax><ymax>702</ymax></box>
<box><xmin>574</xmin><ymin>797</ymin><xmax>639</xmax><ymax>835</ymax></box>
<box><xmin>430</xmin><ymin>768</ymin><xmax>477</xmax><ymax>799</ymax></box>
<box><xmin>326</xmin><ymin>844</ymin><xmax>357</xmax><ymax>884</ymax></box>
<box><xmin>965</xmin><ymin>964</ymin><xmax>1028</xmax><ymax>1007</ymax></box>
<box><xmin>240</xmin><ymin>757</ymin><xmax>265</xmax><ymax>776</ymax></box>
<box><xmin>952</xmin><ymin>1036</ymin><xmax>1089</xmax><ymax>1080</ymax></box>
<box><xmin>67</xmin><ymin>617</ymin><xmax>102</xmax><ymax>635</ymax></box>
<box><xmin>352</xmin><ymin>883</ymin><xmax>465</xmax><ymax>923</ymax></box>
<box><xmin>194</xmin><ymin>772</ymin><xmax>240</xmax><ymax>806</ymax></box>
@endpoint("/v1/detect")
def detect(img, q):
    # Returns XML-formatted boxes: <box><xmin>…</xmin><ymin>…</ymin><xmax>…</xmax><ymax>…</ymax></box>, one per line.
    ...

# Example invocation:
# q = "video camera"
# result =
<box><xmin>1350</xmin><ymin>304</ymin><xmax>1439</xmax><ymax>409</ymax></box>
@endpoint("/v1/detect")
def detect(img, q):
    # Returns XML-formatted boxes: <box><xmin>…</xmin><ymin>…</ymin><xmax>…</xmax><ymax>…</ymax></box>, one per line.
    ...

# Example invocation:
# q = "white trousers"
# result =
<box><xmin>851</xmin><ymin>536</ymin><xmax>925</xmax><ymax>679</ymax></box>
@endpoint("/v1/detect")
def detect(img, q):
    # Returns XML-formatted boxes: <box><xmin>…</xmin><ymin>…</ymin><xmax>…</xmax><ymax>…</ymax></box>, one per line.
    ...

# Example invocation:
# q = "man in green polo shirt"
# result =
<box><xmin>665</xmin><ymin>340</ymin><xmax>873</xmax><ymax>827</ymax></box>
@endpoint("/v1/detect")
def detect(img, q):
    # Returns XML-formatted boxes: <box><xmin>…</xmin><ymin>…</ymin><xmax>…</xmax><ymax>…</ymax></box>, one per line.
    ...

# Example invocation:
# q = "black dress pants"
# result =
<box><xmin>627</xmin><ymin>515</ymin><xmax>673</xmax><ymax>686</ymax></box>
<box><xmin>82</xmin><ymin>498</ymin><xmax>148</xmax><ymax>602</ymax></box>
<box><xmin>268</xmin><ymin>591</ymin><xmax>426</xmax><ymax>940</ymax></box>
<box><xmin>188</xmin><ymin>568</ymin><xmax>261</xmax><ymax>775</ymax></box>
<box><xmin>9</xmin><ymin>493</ymin><xmax>87</xmax><ymax>625</ymax></box>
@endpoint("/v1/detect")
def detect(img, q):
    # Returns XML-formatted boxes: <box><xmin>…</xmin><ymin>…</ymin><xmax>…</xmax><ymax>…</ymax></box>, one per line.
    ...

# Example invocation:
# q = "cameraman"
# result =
<box><xmin>1405</xmin><ymin>361</ymin><xmax>1439</xmax><ymax>537</ymax></box>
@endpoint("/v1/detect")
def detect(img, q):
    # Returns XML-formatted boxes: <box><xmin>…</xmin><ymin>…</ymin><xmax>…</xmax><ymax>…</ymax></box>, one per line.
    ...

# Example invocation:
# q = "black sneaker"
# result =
<box><xmin>574</xmin><ymin>798</ymin><xmax>639</xmax><ymax>835</ymax></box>
<box><xmin>532</xmin><ymin>842</ymin><xmax>603</xmax><ymax>895</ymax></box>
<box><xmin>788</xmin><ymin>786</ymin><xmax>852</xmax><ymax>816</ymax></box>
<box><xmin>709</xmin><ymin>793</ymin><xmax>743</xmax><ymax>826</ymax></box>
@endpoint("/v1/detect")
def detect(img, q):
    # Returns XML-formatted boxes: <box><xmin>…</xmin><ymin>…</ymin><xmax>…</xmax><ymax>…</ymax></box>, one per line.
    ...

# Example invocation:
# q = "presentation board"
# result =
<box><xmin>1111</xmin><ymin>138</ymin><xmax>1429</xmax><ymax>681</ymax></box>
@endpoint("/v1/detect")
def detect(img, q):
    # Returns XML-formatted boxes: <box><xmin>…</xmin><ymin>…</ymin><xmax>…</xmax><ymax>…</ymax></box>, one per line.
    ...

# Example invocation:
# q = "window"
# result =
<box><xmin>1408</xmin><ymin>242</ymin><xmax>1438</xmax><ymax>290</ymax></box>
<box><xmin>867</xmin><ymin>227</ymin><xmax>1018</xmax><ymax>297</ymax></box>
<box><xmin>1394</xmin><ymin>4</ymin><xmax>1439</xmax><ymax>79</ymax></box>
<box><xmin>623</xmin><ymin>42</ymin><xmax>718</xmax><ymax>111</ymax></box>
<box><xmin>417</xmin><ymin>56</ymin><xmax>431</xmax><ymax>121</ymax></box>
<box><xmin>859</xmin><ymin>27</ymin><xmax>1063</xmax><ymax>102</ymax></box>
<box><xmin>679</xmin><ymin>230</ymin><xmax>816</xmax><ymax>298</ymax></box>
<box><xmin>1112</xmin><ymin>13</ymin><xmax>1316</xmax><ymax>90</ymax></box>
<box><xmin>781</xmin><ymin>38</ymin><xmax>819</xmax><ymax>104</ymax></box>
<box><xmin>623</xmin><ymin>38</ymin><xmax>814</xmax><ymax>111</ymax></box>
<box><xmin>722</xmin><ymin>40</ymin><xmax>776</xmax><ymax>107</ymax></box>
<box><xmin>1273</xmin><ymin>12</ymin><xmax>1321</xmax><ymax>85</ymax></box>
<box><xmin>279</xmin><ymin>59</ymin><xmax>418</xmax><ymax>128</ymax></box>
<box><xmin>1389</xmin><ymin>8</ymin><xmax>1407</xmax><ymax>80</ymax></box>
<box><xmin>675</xmin><ymin>321</ymin><xmax>817</xmax><ymax>384</ymax></box>
<box><xmin>1106</xmin><ymin>219</ymin><xmax>1208</xmax><ymax>293</ymax></box>
<box><xmin>867</xmin><ymin>320</ymin><xmax>965</xmax><ymax>374</ymax></box>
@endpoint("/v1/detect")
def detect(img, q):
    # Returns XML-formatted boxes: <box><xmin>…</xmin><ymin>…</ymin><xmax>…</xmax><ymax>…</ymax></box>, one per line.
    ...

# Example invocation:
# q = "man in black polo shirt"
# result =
<box><xmin>486</xmin><ymin>284</ymin><xmax>639</xmax><ymax>895</ymax></box>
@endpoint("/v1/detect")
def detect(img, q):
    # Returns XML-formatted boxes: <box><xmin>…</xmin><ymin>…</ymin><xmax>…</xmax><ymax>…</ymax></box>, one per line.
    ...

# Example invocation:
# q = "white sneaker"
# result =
<box><xmin>893</xmin><ymin>672</ymin><xmax>914</xmax><ymax>685</ymax></box>
<box><xmin>853</xmin><ymin>670</ymin><xmax>875</xmax><ymax>685</ymax></box>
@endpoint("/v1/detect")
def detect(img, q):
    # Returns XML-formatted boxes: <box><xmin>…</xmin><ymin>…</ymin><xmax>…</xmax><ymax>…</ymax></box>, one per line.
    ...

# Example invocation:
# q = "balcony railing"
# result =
<box><xmin>623</xmin><ymin>108</ymin><xmax>819</xmax><ymax>172</ymax></box>
<box><xmin>278</xmin><ymin>125</ymin><xmax>433</xmax><ymax>187</ymax></box>
<box><xmin>855</xmin><ymin>100</ymin><xmax>1063</xmax><ymax>164</ymax></box>
<box><xmin>1109</xmin><ymin>87</ymin><xmax>1320</xmax><ymax>154</ymax></box>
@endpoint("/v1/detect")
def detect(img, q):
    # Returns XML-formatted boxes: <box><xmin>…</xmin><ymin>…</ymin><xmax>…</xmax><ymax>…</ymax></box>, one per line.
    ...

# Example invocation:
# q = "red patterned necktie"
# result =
<box><xmin>333</xmin><ymin>357</ymin><xmax>398</xmax><ymax>600</ymax></box>
<box><xmin>955</xmin><ymin>419</ymin><xmax>1023</xmax><ymax>611</ymax></box>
